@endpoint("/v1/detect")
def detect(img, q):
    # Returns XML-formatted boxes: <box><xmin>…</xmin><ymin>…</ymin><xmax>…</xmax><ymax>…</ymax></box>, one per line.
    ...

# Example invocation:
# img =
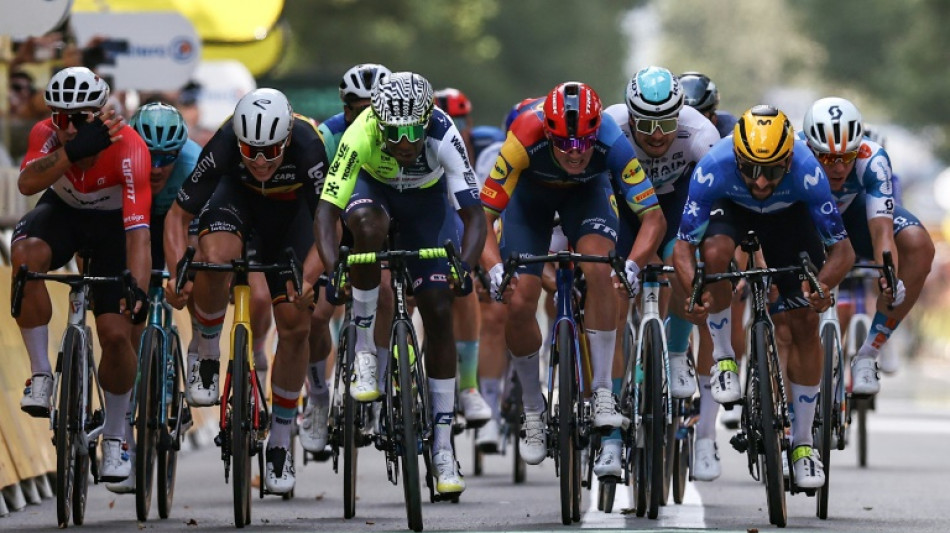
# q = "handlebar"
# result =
<box><xmin>12</xmin><ymin>266</ymin><xmax>138</xmax><ymax>319</ymax></box>
<box><xmin>849</xmin><ymin>251</ymin><xmax>897</xmax><ymax>310</ymax></box>
<box><xmin>687</xmin><ymin>258</ymin><xmax>822</xmax><ymax>312</ymax></box>
<box><xmin>330</xmin><ymin>241</ymin><xmax>466</xmax><ymax>301</ymax></box>
<box><xmin>495</xmin><ymin>250</ymin><xmax>634</xmax><ymax>301</ymax></box>
<box><xmin>174</xmin><ymin>246</ymin><xmax>303</xmax><ymax>297</ymax></box>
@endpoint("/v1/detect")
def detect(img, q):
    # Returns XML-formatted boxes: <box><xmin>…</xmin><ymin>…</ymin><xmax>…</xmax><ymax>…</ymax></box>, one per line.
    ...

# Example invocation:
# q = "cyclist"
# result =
<box><xmin>673</xmin><ymin>105</ymin><xmax>855</xmax><ymax>488</ymax></box>
<box><xmin>314</xmin><ymin>71</ymin><xmax>486</xmax><ymax>496</ymax></box>
<box><xmin>106</xmin><ymin>102</ymin><xmax>203</xmax><ymax>493</ymax></box>
<box><xmin>680</xmin><ymin>69</ymin><xmax>747</xmax><ymax>478</ymax></box>
<box><xmin>801</xmin><ymin>98</ymin><xmax>933</xmax><ymax>394</ymax></box>
<box><xmin>599</xmin><ymin>66</ymin><xmax>719</xmax><ymax>479</ymax></box>
<box><xmin>433</xmin><ymin>86</ymin><xmax>493</xmax><ymax>427</ymax></box>
<box><xmin>297</xmin><ymin>63</ymin><xmax>393</xmax><ymax>455</ymax></box>
<box><xmin>169</xmin><ymin>88</ymin><xmax>329</xmax><ymax>494</ymax></box>
<box><xmin>14</xmin><ymin>66</ymin><xmax>151</xmax><ymax>483</ymax></box>
<box><xmin>481</xmin><ymin>81</ymin><xmax>665</xmax><ymax>466</ymax></box>
<box><xmin>678</xmin><ymin>71</ymin><xmax>738</xmax><ymax>138</ymax></box>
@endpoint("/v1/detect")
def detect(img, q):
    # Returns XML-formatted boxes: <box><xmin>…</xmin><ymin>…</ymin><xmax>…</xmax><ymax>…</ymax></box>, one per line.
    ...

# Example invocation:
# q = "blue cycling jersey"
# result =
<box><xmin>152</xmin><ymin>138</ymin><xmax>201</xmax><ymax>216</ymax></box>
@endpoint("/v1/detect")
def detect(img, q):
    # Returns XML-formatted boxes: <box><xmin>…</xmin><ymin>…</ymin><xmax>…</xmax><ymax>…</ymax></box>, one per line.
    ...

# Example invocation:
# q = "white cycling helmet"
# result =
<box><xmin>371</xmin><ymin>71</ymin><xmax>434</xmax><ymax>126</ymax></box>
<box><xmin>44</xmin><ymin>66</ymin><xmax>110</xmax><ymax>110</ymax></box>
<box><xmin>802</xmin><ymin>97</ymin><xmax>864</xmax><ymax>154</ymax></box>
<box><xmin>339</xmin><ymin>63</ymin><xmax>391</xmax><ymax>101</ymax></box>
<box><xmin>233</xmin><ymin>88</ymin><xmax>293</xmax><ymax>146</ymax></box>
<box><xmin>625</xmin><ymin>66</ymin><xmax>684</xmax><ymax>119</ymax></box>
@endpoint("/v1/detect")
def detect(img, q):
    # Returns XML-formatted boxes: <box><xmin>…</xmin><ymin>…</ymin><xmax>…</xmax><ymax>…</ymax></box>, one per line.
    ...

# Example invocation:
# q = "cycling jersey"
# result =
<box><xmin>320</xmin><ymin>107</ymin><xmax>478</xmax><ymax>211</ymax></box>
<box><xmin>480</xmin><ymin>108</ymin><xmax>657</xmax><ymax>217</ymax></box>
<box><xmin>803</xmin><ymin>136</ymin><xmax>895</xmax><ymax>220</ymax></box>
<box><xmin>714</xmin><ymin>111</ymin><xmax>738</xmax><ymax>139</ymax></box>
<box><xmin>316</xmin><ymin>111</ymin><xmax>349</xmax><ymax>160</ymax></box>
<box><xmin>20</xmin><ymin>118</ymin><xmax>152</xmax><ymax>230</ymax></box>
<box><xmin>177</xmin><ymin>115</ymin><xmax>328</xmax><ymax>216</ymax></box>
<box><xmin>604</xmin><ymin>104</ymin><xmax>720</xmax><ymax>195</ymax></box>
<box><xmin>151</xmin><ymin>138</ymin><xmax>202</xmax><ymax>216</ymax></box>
<box><xmin>469</xmin><ymin>125</ymin><xmax>506</xmax><ymax>163</ymax></box>
<box><xmin>678</xmin><ymin>138</ymin><xmax>847</xmax><ymax>248</ymax></box>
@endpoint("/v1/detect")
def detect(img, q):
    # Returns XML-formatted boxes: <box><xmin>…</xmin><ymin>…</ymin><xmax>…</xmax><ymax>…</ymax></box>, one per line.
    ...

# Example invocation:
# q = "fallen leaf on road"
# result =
<box><xmin>186</xmin><ymin>518</ymin><xmax>198</xmax><ymax>526</ymax></box>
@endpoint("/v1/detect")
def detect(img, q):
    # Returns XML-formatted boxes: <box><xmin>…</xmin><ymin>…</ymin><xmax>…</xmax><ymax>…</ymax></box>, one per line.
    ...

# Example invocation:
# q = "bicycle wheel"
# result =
<box><xmin>158</xmin><ymin>331</ymin><xmax>184</xmax><ymax>519</ymax></box>
<box><xmin>555</xmin><ymin>322</ymin><xmax>576</xmax><ymax>525</ymax></box>
<box><xmin>394</xmin><ymin>322</ymin><xmax>423</xmax><ymax>532</ymax></box>
<box><xmin>851</xmin><ymin>320</ymin><xmax>870</xmax><ymax>468</ymax></box>
<box><xmin>640</xmin><ymin>319</ymin><xmax>665</xmax><ymax>519</ymax></box>
<box><xmin>232</xmin><ymin>325</ymin><xmax>252</xmax><ymax>527</ymax></box>
<box><xmin>135</xmin><ymin>328</ymin><xmax>160</xmax><ymax>521</ymax></box>
<box><xmin>73</xmin><ymin>334</ymin><xmax>93</xmax><ymax>526</ymax></box>
<box><xmin>672</xmin><ymin>401</ymin><xmax>691</xmax><ymax>504</ymax></box>
<box><xmin>816</xmin><ymin>323</ymin><xmax>838</xmax><ymax>519</ymax></box>
<box><xmin>56</xmin><ymin>329</ymin><xmax>80</xmax><ymax>528</ymax></box>
<box><xmin>341</xmin><ymin>323</ymin><xmax>359</xmax><ymax>519</ymax></box>
<box><xmin>753</xmin><ymin>322</ymin><xmax>787</xmax><ymax>527</ymax></box>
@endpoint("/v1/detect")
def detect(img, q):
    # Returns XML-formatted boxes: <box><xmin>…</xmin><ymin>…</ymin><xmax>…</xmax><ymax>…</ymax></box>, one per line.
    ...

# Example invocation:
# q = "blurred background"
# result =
<box><xmin>1</xmin><ymin>0</ymin><xmax>949</xmax><ymax>361</ymax></box>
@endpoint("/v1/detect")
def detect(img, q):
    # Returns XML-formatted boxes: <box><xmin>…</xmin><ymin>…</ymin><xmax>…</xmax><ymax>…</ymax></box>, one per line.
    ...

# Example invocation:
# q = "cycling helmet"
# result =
<box><xmin>371</xmin><ymin>71</ymin><xmax>434</xmax><ymax>126</ymax></box>
<box><xmin>130</xmin><ymin>103</ymin><xmax>188</xmax><ymax>152</ymax></box>
<box><xmin>44</xmin><ymin>66</ymin><xmax>110</xmax><ymax>110</ymax></box>
<box><xmin>339</xmin><ymin>63</ymin><xmax>391</xmax><ymax>101</ymax></box>
<box><xmin>625</xmin><ymin>66</ymin><xmax>684</xmax><ymax>119</ymax></box>
<box><xmin>679</xmin><ymin>71</ymin><xmax>720</xmax><ymax>115</ymax></box>
<box><xmin>733</xmin><ymin>105</ymin><xmax>794</xmax><ymax>164</ymax></box>
<box><xmin>802</xmin><ymin>97</ymin><xmax>864</xmax><ymax>154</ymax></box>
<box><xmin>233</xmin><ymin>88</ymin><xmax>293</xmax><ymax>146</ymax></box>
<box><xmin>433</xmin><ymin>88</ymin><xmax>472</xmax><ymax>118</ymax></box>
<box><xmin>543</xmin><ymin>82</ymin><xmax>602</xmax><ymax>138</ymax></box>
<box><xmin>863</xmin><ymin>123</ymin><xmax>886</xmax><ymax>148</ymax></box>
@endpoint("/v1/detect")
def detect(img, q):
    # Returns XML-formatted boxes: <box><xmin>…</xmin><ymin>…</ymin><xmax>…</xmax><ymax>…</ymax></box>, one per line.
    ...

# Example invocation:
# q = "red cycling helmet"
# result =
<box><xmin>543</xmin><ymin>81</ymin><xmax>602</xmax><ymax>139</ymax></box>
<box><xmin>433</xmin><ymin>87</ymin><xmax>472</xmax><ymax>118</ymax></box>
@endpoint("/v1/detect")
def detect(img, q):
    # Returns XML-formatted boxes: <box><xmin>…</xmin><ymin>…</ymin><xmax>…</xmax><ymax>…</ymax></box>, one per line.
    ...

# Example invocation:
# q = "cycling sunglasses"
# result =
<box><xmin>150</xmin><ymin>150</ymin><xmax>179</xmax><ymax>168</ymax></box>
<box><xmin>549</xmin><ymin>132</ymin><xmax>597</xmax><ymax>153</ymax></box>
<box><xmin>238</xmin><ymin>138</ymin><xmax>288</xmax><ymax>162</ymax></box>
<box><xmin>815</xmin><ymin>150</ymin><xmax>858</xmax><ymax>166</ymax></box>
<box><xmin>51</xmin><ymin>110</ymin><xmax>101</xmax><ymax>130</ymax></box>
<box><xmin>381</xmin><ymin>123</ymin><xmax>427</xmax><ymax>143</ymax></box>
<box><xmin>736</xmin><ymin>155</ymin><xmax>789</xmax><ymax>182</ymax></box>
<box><xmin>633</xmin><ymin>116</ymin><xmax>678</xmax><ymax>135</ymax></box>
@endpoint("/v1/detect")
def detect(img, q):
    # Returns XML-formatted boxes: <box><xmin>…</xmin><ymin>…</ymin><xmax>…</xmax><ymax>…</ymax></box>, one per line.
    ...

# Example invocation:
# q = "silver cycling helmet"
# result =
<box><xmin>44</xmin><ymin>66</ymin><xmax>110</xmax><ymax>110</ymax></box>
<box><xmin>802</xmin><ymin>97</ymin><xmax>864</xmax><ymax>154</ymax></box>
<box><xmin>339</xmin><ymin>63</ymin><xmax>391</xmax><ymax>101</ymax></box>
<box><xmin>233</xmin><ymin>88</ymin><xmax>293</xmax><ymax>147</ymax></box>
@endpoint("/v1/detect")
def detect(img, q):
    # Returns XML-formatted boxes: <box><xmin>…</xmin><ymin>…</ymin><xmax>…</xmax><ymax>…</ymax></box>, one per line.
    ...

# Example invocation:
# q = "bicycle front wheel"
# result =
<box><xmin>753</xmin><ymin>322</ymin><xmax>787</xmax><ymax>528</ymax></box>
<box><xmin>157</xmin><ymin>330</ymin><xmax>185</xmax><ymax>519</ymax></box>
<box><xmin>643</xmin><ymin>319</ymin><xmax>665</xmax><ymax>519</ymax></box>
<box><xmin>394</xmin><ymin>322</ymin><xmax>423</xmax><ymax>532</ymax></box>
<box><xmin>341</xmin><ymin>322</ymin><xmax>359</xmax><ymax>519</ymax></box>
<box><xmin>232</xmin><ymin>325</ymin><xmax>252</xmax><ymax>527</ymax></box>
<box><xmin>55</xmin><ymin>329</ymin><xmax>81</xmax><ymax>528</ymax></box>
<box><xmin>816</xmin><ymin>323</ymin><xmax>838</xmax><ymax>519</ymax></box>
<box><xmin>556</xmin><ymin>322</ymin><xmax>577</xmax><ymax>525</ymax></box>
<box><xmin>135</xmin><ymin>328</ymin><xmax>160</xmax><ymax>521</ymax></box>
<box><xmin>851</xmin><ymin>320</ymin><xmax>870</xmax><ymax>468</ymax></box>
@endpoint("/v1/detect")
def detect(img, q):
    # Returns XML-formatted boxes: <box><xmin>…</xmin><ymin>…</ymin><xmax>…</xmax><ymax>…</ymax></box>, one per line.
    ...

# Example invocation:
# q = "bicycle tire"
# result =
<box><xmin>643</xmin><ymin>319</ymin><xmax>665</xmax><ymax>519</ymax></box>
<box><xmin>672</xmin><ymin>423</ymin><xmax>690</xmax><ymax>504</ymax></box>
<box><xmin>157</xmin><ymin>331</ymin><xmax>184</xmax><ymax>519</ymax></box>
<box><xmin>663</xmin><ymin>415</ymin><xmax>676</xmax><ymax>506</ymax></box>
<box><xmin>816</xmin><ymin>323</ymin><xmax>837</xmax><ymax>519</ymax></box>
<box><xmin>341</xmin><ymin>323</ymin><xmax>359</xmax><ymax>519</ymax></box>
<box><xmin>394</xmin><ymin>322</ymin><xmax>423</xmax><ymax>532</ymax></box>
<box><xmin>556</xmin><ymin>322</ymin><xmax>576</xmax><ymax>525</ymax></box>
<box><xmin>754</xmin><ymin>322</ymin><xmax>787</xmax><ymax>527</ymax></box>
<box><xmin>513</xmin><ymin>419</ymin><xmax>526</xmax><ymax>484</ymax></box>
<box><xmin>73</xmin><ymin>334</ymin><xmax>93</xmax><ymax>526</ymax></box>
<box><xmin>135</xmin><ymin>328</ymin><xmax>160</xmax><ymax>521</ymax></box>
<box><xmin>852</xmin><ymin>320</ymin><xmax>870</xmax><ymax>468</ymax></box>
<box><xmin>232</xmin><ymin>325</ymin><xmax>252</xmax><ymax>527</ymax></box>
<box><xmin>56</xmin><ymin>329</ymin><xmax>80</xmax><ymax>528</ymax></box>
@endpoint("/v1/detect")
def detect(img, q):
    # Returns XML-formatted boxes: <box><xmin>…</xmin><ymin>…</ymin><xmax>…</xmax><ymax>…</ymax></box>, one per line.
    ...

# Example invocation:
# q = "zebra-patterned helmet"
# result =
<box><xmin>371</xmin><ymin>71</ymin><xmax>434</xmax><ymax>127</ymax></box>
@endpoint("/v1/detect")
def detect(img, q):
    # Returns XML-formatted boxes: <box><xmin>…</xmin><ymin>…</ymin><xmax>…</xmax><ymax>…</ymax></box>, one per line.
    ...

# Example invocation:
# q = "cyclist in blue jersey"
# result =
<box><xmin>802</xmin><ymin>98</ymin><xmax>933</xmax><ymax>393</ymax></box>
<box><xmin>678</xmin><ymin>72</ymin><xmax>738</xmax><ymax>139</ymax></box>
<box><xmin>673</xmin><ymin>105</ymin><xmax>855</xmax><ymax>488</ymax></box>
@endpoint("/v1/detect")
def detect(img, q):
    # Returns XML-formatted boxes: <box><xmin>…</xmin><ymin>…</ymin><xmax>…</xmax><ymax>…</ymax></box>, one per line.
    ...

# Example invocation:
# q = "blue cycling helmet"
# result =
<box><xmin>130</xmin><ymin>102</ymin><xmax>189</xmax><ymax>152</ymax></box>
<box><xmin>625</xmin><ymin>66</ymin><xmax>684</xmax><ymax>119</ymax></box>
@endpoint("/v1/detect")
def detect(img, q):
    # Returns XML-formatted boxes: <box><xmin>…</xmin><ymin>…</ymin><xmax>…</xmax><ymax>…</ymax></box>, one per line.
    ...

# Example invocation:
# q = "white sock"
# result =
<box><xmin>706</xmin><ymin>308</ymin><xmax>735</xmax><ymax>361</ymax></box>
<box><xmin>586</xmin><ymin>329</ymin><xmax>616</xmax><ymax>390</ymax></box>
<box><xmin>696</xmin><ymin>376</ymin><xmax>718</xmax><ymax>440</ymax></box>
<box><xmin>429</xmin><ymin>377</ymin><xmax>456</xmax><ymax>454</ymax></box>
<box><xmin>308</xmin><ymin>360</ymin><xmax>329</xmax><ymax>403</ymax></box>
<box><xmin>21</xmin><ymin>326</ymin><xmax>51</xmax><ymax>375</ymax></box>
<box><xmin>479</xmin><ymin>377</ymin><xmax>502</xmax><ymax>420</ymax></box>
<box><xmin>790</xmin><ymin>382</ymin><xmax>819</xmax><ymax>448</ymax></box>
<box><xmin>104</xmin><ymin>390</ymin><xmax>132</xmax><ymax>440</ymax></box>
<box><xmin>352</xmin><ymin>287</ymin><xmax>379</xmax><ymax>354</ymax></box>
<box><xmin>510</xmin><ymin>351</ymin><xmax>544</xmax><ymax>413</ymax></box>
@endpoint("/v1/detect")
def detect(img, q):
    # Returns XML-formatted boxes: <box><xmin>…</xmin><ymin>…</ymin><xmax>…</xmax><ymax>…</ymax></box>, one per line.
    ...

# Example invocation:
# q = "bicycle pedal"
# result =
<box><xmin>730</xmin><ymin>432</ymin><xmax>748</xmax><ymax>453</ymax></box>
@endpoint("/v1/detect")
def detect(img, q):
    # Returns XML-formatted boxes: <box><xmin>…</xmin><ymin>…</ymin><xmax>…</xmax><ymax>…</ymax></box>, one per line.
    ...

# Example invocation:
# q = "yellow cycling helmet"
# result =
<box><xmin>733</xmin><ymin>105</ymin><xmax>794</xmax><ymax>165</ymax></box>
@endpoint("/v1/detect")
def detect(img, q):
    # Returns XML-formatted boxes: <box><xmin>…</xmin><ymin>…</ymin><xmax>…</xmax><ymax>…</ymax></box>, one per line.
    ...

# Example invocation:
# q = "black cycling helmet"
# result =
<box><xmin>679</xmin><ymin>72</ymin><xmax>720</xmax><ymax>115</ymax></box>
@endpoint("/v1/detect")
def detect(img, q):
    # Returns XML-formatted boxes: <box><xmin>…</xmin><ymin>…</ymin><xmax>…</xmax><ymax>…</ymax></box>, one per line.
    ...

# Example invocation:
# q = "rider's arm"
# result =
<box><xmin>18</xmin><ymin>122</ymin><xmax>74</xmax><ymax>195</ymax></box>
<box><xmin>868</xmin><ymin>216</ymin><xmax>898</xmax><ymax>274</ymax></box>
<box><xmin>436</xmin><ymin>119</ymin><xmax>487</xmax><ymax>267</ymax></box>
<box><xmin>314</xmin><ymin>200</ymin><xmax>343</xmax><ymax>274</ymax></box>
<box><xmin>479</xmin><ymin>133</ymin><xmax>527</xmax><ymax>269</ymax></box>
<box><xmin>862</xmin><ymin>147</ymin><xmax>899</xmax><ymax>274</ymax></box>
<box><xmin>629</xmin><ymin>207</ymin><xmax>665</xmax><ymax>267</ymax></box>
<box><xmin>458</xmin><ymin>204</ymin><xmax>487</xmax><ymax>268</ymax></box>
<box><xmin>672</xmin><ymin>239</ymin><xmax>698</xmax><ymax>298</ymax></box>
<box><xmin>120</xmin><ymin>129</ymin><xmax>153</xmax><ymax>293</ymax></box>
<box><xmin>164</xmin><ymin>202</ymin><xmax>194</xmax><ymax>280</ymax></box>
<box><xmin>818</xmin><ymin>238</ymin><xmax>855</xmax><ymax>292</ymax></box>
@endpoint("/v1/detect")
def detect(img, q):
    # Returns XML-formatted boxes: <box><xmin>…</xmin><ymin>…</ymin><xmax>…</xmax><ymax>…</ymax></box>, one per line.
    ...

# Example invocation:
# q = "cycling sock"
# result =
<box><xmin>253</xmin><ymin>340</ymin><xmax>269</xmax><ymax>393</ymax></box>
<box><xmin>789</xmin><ymin>381</ymin><xmax>819</xmax><ymax>448</ymax></box>
<box><xmin>604</xmin><ymin>377</ymin><xmax>624</xmax><ymax>442</ymax></box>
<box><xmin>696</xmin><ymin>378</ymin><xmax>717</xmax><ymax>440</ymax></box>
<box><xmin>269</xmin><ymin>384</ymin><xmax>298</xmax><ymax>450</ymax></box>
<box><xmin>479</xmin><ymin>377</ymin><xmax>502</xmax><ymax>421</ymax></box>
<box><xmin>429</xmin><ymin>377</ymin><xmax>456</xmax><ymax>453</ymax></box>
<box><xmin>187</xmin><ymin>314</ymin><xmax>200</xmax><ymax>355</ymax></box>
<box><xmin>706</xmin><ymin>308</ymin><xmax>735</xmax><ymax>361</ymax></box>
<box><xmin>858</xmin><ymin>312</ymin><xmax>901</xmax><ymax>360</ymax></box>
<box><xmin>457</xmin><ymin>340</ymin><xmax>479</xmax><ymax>391</ymax></box>
<box><xmin>20</xmin><ymin>326</ymin><xmax>51</xmax><ymax>375</ymax></box>
<box><xmin>103</xmin><ymin>390</ymin><xmax>132</xmax><ymax>440</ymax></box>
<box><xmin>194</xmin><ymin>304</ymin><xmax>225</xmax><ymax>358</ymax></box>
<box><xmin>587</xmin><ymin>329</ymin><xmax>617</xmax><ymax>390</ymax></box>
<box><xmin>308</xmin><ymin>360</ymin><xmax>329</xmax><ymax>403</ymax></box>
<box><xmin>376</xmin><ymin>346</ymin><xmax>390</xmax><ymax>391</ymax></box>
<box><xmin>510</xmin><ymin>351</ymin><xmax>544</xmax><ymax>413</ymax></box>
<box><xmin>667</xmin><ymin>313</ymin><xmax>693</xmax><ymax>354</ymax></box>
<box><xmin>352</xmin><ymin>286</ymin><xmax>379</xmax><ymax>354</ymax></box>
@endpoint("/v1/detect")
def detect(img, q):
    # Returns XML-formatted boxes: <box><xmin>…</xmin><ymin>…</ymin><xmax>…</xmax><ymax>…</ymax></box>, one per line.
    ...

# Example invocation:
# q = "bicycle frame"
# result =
<box><xmin>632</xmin><ymin>266</ymin><xmax>673</xmax><ymax>437</ymax></box>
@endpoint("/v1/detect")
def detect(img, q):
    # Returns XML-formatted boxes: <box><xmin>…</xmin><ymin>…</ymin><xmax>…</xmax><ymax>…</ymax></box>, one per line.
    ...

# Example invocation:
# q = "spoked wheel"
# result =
<box><xmin>852</xmin><ymin>321</ymin><xmax>870</xmax><ymax>468</ymax></box>
<box><xmin>340</xmin><ymin>323</ymin><xmax>359</xmax><ymax>519</ymax></box>
<box><xmin>816</xmin><ymin>324</ymin><xmax>838</xmax><ymax>519</ymax></box>
<box><xmin>73</xmin><ymin>339</ymin><xmax>94</xmax><ymax>526</ymax></box>
<box><xmin>135</xmin><ymin>329</ymin><xmax>160</xmax><ymax>521</ymax></box>
<box><xmin>394</xmin><ymin>323</ymin><xmax>423</xmax><ymax>532</ymax></box>
<box><xmin>56</xmin><ymin>330</ymin><xmax>81</xmax><ymax>528</ymax></box>
<box><xmin>158</xmin><ymin>334</ymin><xmax>185</xmax><ymax>519</ymax></box>
<box><xmin>643</xmin><ymin>320</ymin><xmax>665</xmax><ymax>519</ymax></box>
<box><xmin>232</xmin><ymin>326</ymin><xmax>252</xmax><ymax>527</ymax></box>
<box><xmin>754</xmin><ymin>322</ymin><xmax>787</xmax><ymax>528</ymax></box>
<box><xmin>555</xmin><ymin>323</ymin><xmax>578</xmax><ymax>525</ymax></box>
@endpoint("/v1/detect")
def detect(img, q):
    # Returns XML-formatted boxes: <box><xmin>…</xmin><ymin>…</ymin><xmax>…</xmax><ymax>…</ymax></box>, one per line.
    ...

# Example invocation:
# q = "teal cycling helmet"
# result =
<box><xmin>130</xmin><ymin>102</ymin><xmax>189</xmax><ymax>152</ymax></box>
<box><xmin>626</xmin><ymin>66</ymin><xmax>684</xmax><ymax>119</ymax></box>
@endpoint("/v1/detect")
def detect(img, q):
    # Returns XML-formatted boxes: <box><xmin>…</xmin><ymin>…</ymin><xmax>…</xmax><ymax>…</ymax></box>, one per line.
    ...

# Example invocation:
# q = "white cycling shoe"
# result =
<box><xmin>669</xmin><ymin>355</ymin><xmax>697</xmax><ymax>399</ymax></box>
<box><xmin>520</xmin><ymin>410</ymin><xmax>548</xmax><ymax>465</ymax></box>
<box><xmin>692</xmin><ymin>438</ymin><xmax>721</xmax><ymax>481</ymax></box>
<box><xmin>710</xmin><ymin>359</ymin><xmax>741</xmax><ymax>404</ymax></box>
<box><xmin>792</xmin><ymin>445</ymin><xmax>825</xmax><ymax>488</ymax></box>
<box><xmin>851</xmin><ymin>357</ymin><xmax>881</xmax><ymax>396</ymax></box>
<box><xmin>298</xmin><ymin>400</ymin><xmax>329</xmax><ymax>453</ymax></box>
<box><xmin>593</xmin><ymin>441</ymin><xmax>622</xmax><ymax>478</ymax></box>
<box><xmin>264</xmin><ymin>446</ymin><xmax>296</xmax><ymax>494</ymax></box>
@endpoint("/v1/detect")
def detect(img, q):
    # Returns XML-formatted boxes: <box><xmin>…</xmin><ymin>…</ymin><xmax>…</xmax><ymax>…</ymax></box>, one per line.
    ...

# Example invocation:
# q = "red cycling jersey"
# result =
<box><xmin>21</xmin><ymin>118</ymin><xmax>152</xmax><ymax>231</ymax></box>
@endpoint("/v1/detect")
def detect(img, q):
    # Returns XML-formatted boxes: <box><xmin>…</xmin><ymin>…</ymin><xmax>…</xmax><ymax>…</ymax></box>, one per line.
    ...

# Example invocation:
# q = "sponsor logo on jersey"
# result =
<box><xmin>190</xmin><ymin>152</ymin><xmax>216</xmax><ymax>183</ymax></box>
<box><xmin>308</xmin><ymin>162</ymin><xmax>326</xmax><ymax>183</ymax></box>
<box><xmin>481</xmin><ymin>187</ymin><xmax>497</xmax><ymax>199</ymax></box>
<box><xmin>803</xmin><ymin>167</ymin><xmax>820</xmax><ymax>189</ymax></box>
<box><xmin>686</xmin><ymin>200</ymin><xmax>700</xmax><ymax>217</ymax></box>
<box><xmin>324</xmin><ymin>182</ymin><xmax>340</xmax><ymax>198</ymax></box>
<box><xmin>621</xmin><ymin>162</ymin><xmax>645</xmax><ymax>185</ymax></box>
<box><xmin>633</xmin><ymin>188</ymin><xmax>655</xmax><ymax>204</ymax></box>
<box><xmin>122</xmin><ymin>158</ymin><xmax>136</xmax><ymax>203</ymax></box>
<box><xmin>695</xmin><ymin>166</ymin><xmax>715</xmax><ymax>186</ymax></box>
<box><xmin>820</xmin><ymin>201</ymin><xmax>835</xmax><ymax>215</ymax></box>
